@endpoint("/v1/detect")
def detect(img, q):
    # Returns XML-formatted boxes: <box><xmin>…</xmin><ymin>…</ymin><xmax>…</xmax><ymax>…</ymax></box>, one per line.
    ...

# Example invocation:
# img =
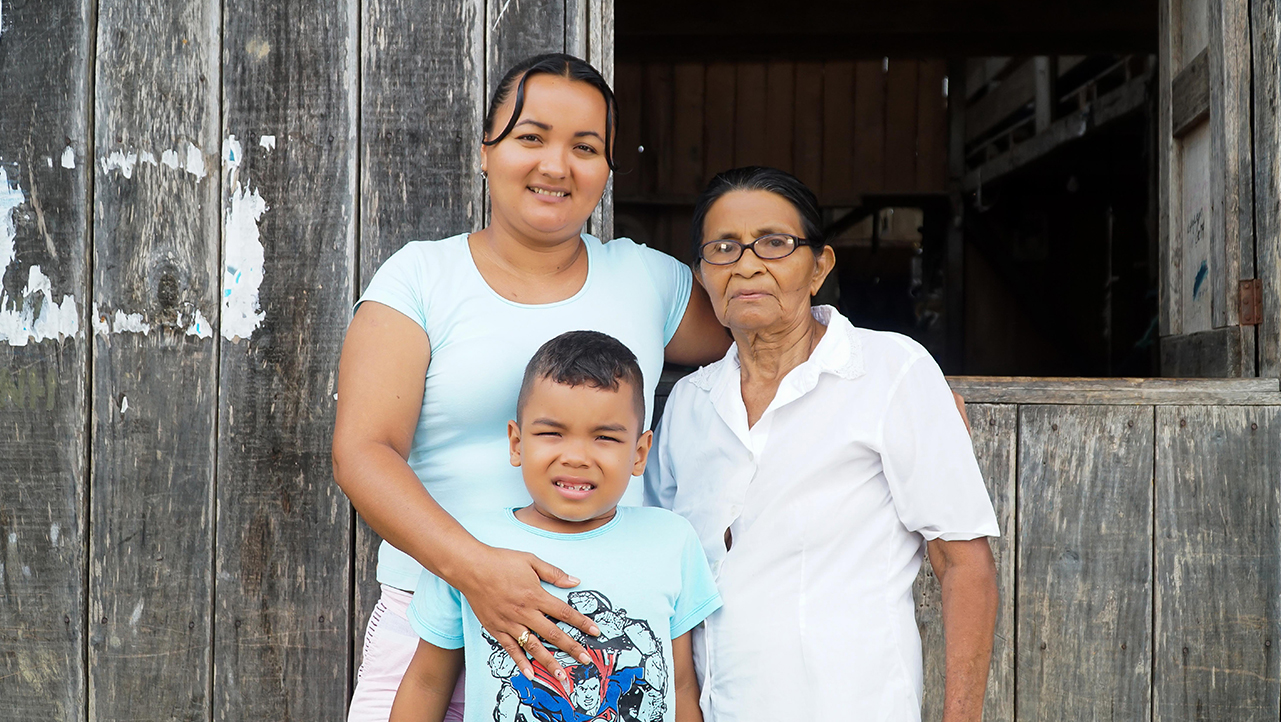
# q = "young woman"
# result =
<box><xmin>332</xmin><ymin>54</ymin><xmax>729</xmax><ymax>721</ymax></box>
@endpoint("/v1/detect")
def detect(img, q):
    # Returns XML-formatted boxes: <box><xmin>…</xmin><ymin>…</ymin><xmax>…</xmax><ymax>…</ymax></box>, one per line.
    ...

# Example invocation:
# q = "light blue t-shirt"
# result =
<box><xmin>408</xmin><ymin>506</ymin><xmax>722</xmax><ymax>722</ymax></box>
<box><xmin>357</xmin><ymin>234</ymin><xmax>694</xmax><ymax>590</ymax></box>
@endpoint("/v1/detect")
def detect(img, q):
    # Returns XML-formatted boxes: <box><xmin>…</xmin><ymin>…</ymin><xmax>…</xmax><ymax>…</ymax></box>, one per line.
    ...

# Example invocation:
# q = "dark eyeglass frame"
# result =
<box><xmin>697</xmin><ymin>233</ymin><xmax>815</xmax><ymax>265</ymax></box>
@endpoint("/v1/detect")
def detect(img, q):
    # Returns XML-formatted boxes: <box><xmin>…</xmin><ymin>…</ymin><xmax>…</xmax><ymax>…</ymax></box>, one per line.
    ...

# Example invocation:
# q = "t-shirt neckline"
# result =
<box><xmin>464</xmin><ymin>233</ymin><xmax>596</xmax><ymax>309</ymax></box>
<box><xmin>504</xmin><ymin>506</ymin><xmax>623</xmax><ymax>540</ymax></box>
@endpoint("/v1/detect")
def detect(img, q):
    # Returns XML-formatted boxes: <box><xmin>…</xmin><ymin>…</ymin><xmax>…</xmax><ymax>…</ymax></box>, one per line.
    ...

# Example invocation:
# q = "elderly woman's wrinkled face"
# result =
<box><xmin>696</xmin><ymin>189</ymin><xmax>835</xmax><ymax>334</ymax></box>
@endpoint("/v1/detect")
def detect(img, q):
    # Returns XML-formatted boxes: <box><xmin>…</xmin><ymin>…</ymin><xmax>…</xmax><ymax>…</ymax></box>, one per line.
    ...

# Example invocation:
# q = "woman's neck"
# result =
<box><xmin>472</xmin><ymin>221</ymin><xmax>585</xmax><ymax>279</ymax></box>
<box><xmin>735</xmin><ymin>309</ymin><xmax>826</xmax><ymax>385</ymax></box>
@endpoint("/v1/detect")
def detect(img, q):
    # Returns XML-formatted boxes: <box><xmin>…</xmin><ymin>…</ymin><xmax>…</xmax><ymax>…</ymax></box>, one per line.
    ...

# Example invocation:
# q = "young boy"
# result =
<box><xmin>389</xmin><ymin>331</ymin><xmax>721</xmax><ymax>722</ymax></box>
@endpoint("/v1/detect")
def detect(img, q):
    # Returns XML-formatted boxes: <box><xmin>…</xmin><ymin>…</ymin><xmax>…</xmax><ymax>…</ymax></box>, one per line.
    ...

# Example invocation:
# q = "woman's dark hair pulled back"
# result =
<box><xmin>483</xmin><ymin>53</ymin><xmax>618</xmax><ymax>170</ymax></box>
<box><xmin>689</xmin><ymin>166</ymin><xmax>826</xmax><ymax>262</ymax></box>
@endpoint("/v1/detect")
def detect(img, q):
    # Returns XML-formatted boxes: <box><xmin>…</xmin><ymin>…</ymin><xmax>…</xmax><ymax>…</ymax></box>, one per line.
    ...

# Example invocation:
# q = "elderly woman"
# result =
<box><xmin>646</xmin><ymin>167</ymin><xmax>1000</xmax><ymax>722</ymax></box>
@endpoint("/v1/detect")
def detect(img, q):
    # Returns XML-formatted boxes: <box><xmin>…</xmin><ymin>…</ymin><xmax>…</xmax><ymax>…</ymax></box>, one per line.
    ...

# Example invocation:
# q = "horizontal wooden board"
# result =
<box><xmin>947</xmin><ymin>375</ymin><xmax>1281</xmax><ymax>404</ymax></box>
<box><xmin>1171</xmin><ymin>49</ymin><xmax>1209</xmax><ymax>137</ymax></box>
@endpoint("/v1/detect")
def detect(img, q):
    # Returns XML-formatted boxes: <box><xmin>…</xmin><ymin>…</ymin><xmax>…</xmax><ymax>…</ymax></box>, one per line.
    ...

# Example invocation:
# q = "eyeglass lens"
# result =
<box><xmin>701</xmin><ymin>234</ymin><xmax>799</xmax><ymax>264</ymax></box>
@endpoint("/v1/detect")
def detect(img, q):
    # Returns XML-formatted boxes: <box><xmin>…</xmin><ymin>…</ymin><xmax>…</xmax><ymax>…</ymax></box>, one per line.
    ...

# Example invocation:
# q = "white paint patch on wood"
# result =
<box><xmin>0</xmin><ymin>169</ymin><xmax>81</xmax><ymax>345</ymax></box>
<box><xmin>139</xmin><ymin>150</ymin><xmax>157</xmax><ymax>166</ymax></box>
<box><xmin>221</xmin><ymin>134</ymin><xmax>268</xmax><ymax>342</ymax></box>
<box><xmin>45</xmin><ymin>157</ymin><xmax>52</xmax><ymax>168</ymax></box>
<box><xmin>61</xmin><ymin>146</ymin><xmax>75</xmax><ymax>169</ymax></box>
<box><xmin>120</xmin><ymin>396</ymin><xmax>129</xmax><ymax>414</ymax></box>
<box><xmin>129</xmin><ymin>599</ymin><xmax>144</xmax><ymax>626</ymax></box>
<box><xmin>49</xmin><ymin>523</ymin><xmax>59</xmax><ymax>546</ymax></box>
<box><xmin>160</xmin><ymin>148</ymin><xmax>180</xmax><ymax>170</ymax></box>
<box><xmin>259</xmin><ymin>135</ymin><xmax>276</xmax><ymax>151</ymax></box>
<box><xmin>111</xmin><ymin>309</ymin><xmax>150</xmax><ymax>334</ymax></box>
<box><xmin>185</xmin><ymin>309</ymin><xmax>212</xmax><ymax>338</ymax></box>
<box><xmin>101</xmin><ymin>149</ymin><xmax>139</xmax><ymax>178</ymax></box>
<box><xmin>184</xmin><ymin>141</ymin><xmax>206</xmax><ymax>179</ymax></box>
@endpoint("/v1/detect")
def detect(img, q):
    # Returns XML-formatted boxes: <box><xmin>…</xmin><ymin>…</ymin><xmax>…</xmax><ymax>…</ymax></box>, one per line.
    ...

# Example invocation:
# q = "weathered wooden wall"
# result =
<box><xmin>4</xmin><ymin>2</ymin><xmax>1281</xmax><ymax>721</ymax></box>
<box><xmin>0</xmin><ymin>1</ymin><xmax>609</xmax><ymax>719</ymax></box>
<box><xmin>614</xmin><ymin>58</ymin><xmax>949</xmax><ymax>261</ymax></box>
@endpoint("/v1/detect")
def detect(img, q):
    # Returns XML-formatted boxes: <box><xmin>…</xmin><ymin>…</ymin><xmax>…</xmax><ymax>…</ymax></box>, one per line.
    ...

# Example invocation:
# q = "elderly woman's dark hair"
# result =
<box><xmin>484</xmin><ymin>53</ymin><xmax>618</xmax><ymax>171</ymax></box>
<box><xmin>690</xmin><ymin>166</ymin><xmax>826</xmax><ymax>262</ymax></box>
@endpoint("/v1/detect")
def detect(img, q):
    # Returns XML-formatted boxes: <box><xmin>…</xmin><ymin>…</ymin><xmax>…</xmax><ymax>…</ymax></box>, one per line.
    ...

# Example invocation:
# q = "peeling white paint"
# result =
<box><xmin>120</xmin><ymin>396</ymin><xmax>129</xmax><ymax>414</ymax></box>
<box><xmin>223</xmin><ymin>135</ymin><xmax>244</xmax><ymax>174</ymax></box>
<box><xmin>61</xmin><ymin>146</ymin><xmax>75</xmax><ymax>169</ymax></box>
<box><xmin>139</xmin><ymin>150</ymin><xmax>157</xmax><ymax>166</ymax></box>
<box><xmin>184</xmin><ymin>141</ymin><xmax>206</xmax><ymax>179</ymax></box>
<box><xmin>222</xmin><ymin>183</ymin><xmax>267</xmax><ymax>341</ymax></box>
<box><xmin>45</xmin><ymin>157</ymin><xmax>52</xmax><ymax>168</ymax></box>
<box><xmin>0</xmin><ymin>170</ymin><xmax>81</xmax><ymax>346</ymax></box>
<box><xmin>7</xmin><ymin>532</ymin><xmax>15</xmax><ymax>544</ymax></box>
<box><xmin>49</xmin><ymin>523</ymin><xmax>60</xmax><ymax>545</ymax></box>
<box><xmin>101</xmin><ymin>149</ymin><xmax>139</xmax><ymax>178</ymax></box>
<box><xmin>92</xmin><ymin>302</ymin><xmax>110</xmax><ymax>336</ymax></box>
<box><xmin>129</xmin><ymin>599</ymin><xmax>144</xmax><ymax>626</ymax></box>
<box><xmin>160</xmin><ymin>148</ymin><xmax>180</xmax><ymax>170</ymax></box>
<box><xmin>111</xmin><ymin>309</ymin><xmax>150</xmax><ymax>334</ymax></box>
<box><xmin>259</xmin><ymin>135</ymin><xmax>276</xmax><ymax>151</ymax></box>
<box><xmin>22</xmin><ymin>565</ymin><xmax>31</xmax><ymax>578</ymax></box>
<box><xmin>185</xmin><ymin>308</ymin><xmax>212</xmax><ymax>338</ymax></box>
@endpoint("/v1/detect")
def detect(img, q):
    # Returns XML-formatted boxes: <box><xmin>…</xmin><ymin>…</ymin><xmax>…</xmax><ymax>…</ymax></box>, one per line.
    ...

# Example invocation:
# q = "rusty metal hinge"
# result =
<box><xmin>1240</xmin><ymin>278</ymin><xmax>1262</xmax><ymax>325</ymax></box>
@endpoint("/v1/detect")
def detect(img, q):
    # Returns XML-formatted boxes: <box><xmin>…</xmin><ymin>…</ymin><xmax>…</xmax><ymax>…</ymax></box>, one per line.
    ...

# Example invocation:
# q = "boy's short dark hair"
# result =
<box><xmin>517</xmin><ymin>331</ymin><xmax>645</xmax><ymax>426</ymax></box>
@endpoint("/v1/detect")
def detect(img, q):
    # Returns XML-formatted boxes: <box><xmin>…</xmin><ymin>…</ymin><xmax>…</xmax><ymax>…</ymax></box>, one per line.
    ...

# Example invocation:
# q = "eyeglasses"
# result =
<box><xmin>698</xmin><ymin>233</ymin><xmax>814</xmax><ymax>265</ymax></box>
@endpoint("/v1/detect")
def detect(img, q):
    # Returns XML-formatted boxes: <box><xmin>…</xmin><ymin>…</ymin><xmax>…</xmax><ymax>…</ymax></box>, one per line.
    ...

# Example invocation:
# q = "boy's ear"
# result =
<box><xmin>631</xmin><ymin>429</ymin><xmax>654</xmax><ymax>476</ymax></box>
<box><xmin>508</xmin><ymin>419</ymin><xmax>522</xmax><ymax>467</ymax></box>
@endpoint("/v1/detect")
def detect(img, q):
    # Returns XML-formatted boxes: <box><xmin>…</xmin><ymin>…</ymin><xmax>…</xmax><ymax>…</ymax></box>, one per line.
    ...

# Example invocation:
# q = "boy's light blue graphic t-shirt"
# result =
<box><xmin>357</xmin><ymin>234</ymin><xmax>693</xmax><ymax>591</ymax></box>
<box><xmin>408</xmin><ymin>506</ymin><xmax>722</xmax><ymax>722</ymax></box>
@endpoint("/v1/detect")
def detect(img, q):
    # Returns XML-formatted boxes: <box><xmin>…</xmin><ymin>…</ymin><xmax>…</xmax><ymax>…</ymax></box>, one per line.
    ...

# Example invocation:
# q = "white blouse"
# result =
<box><xmin>646</xmin><ymin>305</ymin><xmax>999</xmax><ymax>721</ymax></box>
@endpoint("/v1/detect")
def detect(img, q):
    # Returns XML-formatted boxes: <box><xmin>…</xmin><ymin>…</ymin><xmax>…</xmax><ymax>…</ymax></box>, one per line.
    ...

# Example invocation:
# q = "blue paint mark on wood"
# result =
<box><xmin>1193</xmin><ymin>261</ymin><xmax>1209</xmax><ymax>299</ymax></box>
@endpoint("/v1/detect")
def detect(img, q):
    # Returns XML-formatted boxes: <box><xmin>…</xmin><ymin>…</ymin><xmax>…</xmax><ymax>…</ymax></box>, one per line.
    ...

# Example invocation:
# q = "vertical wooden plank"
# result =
<box><xmin>1154</xmin><ymin>406</ymin><xmax>1281</xmax><ymax>721</ymax></box>
<box><xmin>0</xmin><ymin>0</ymin><xmax>92</xmax><ymax>718</ymax></box>
<box><xmin>915</xmin><ymin>60</ymin><xmax>948</xmax><ymax>193</ymax></box>
<box><xmin>821</xmin><ymin>61</ymin><xmax>855</xmax><ymax>204</ymax></box>
<box><xmin>1017</xmin><ymin>405</ymin><xmax>1153</xmax><ymax>721</ymax></box>
<box><xmin>853</xmin><ymin>60</ymin><xmax>886</xmax><ymax>198</ymax></box>
<box><xmin>793</xmin><ymin>62</ymin><xmax>824</xmax><ymax>196</ymax></box>
<box><xmin>884</xmin><ymin>59</ymin><xmax>919</xmax><ymax>194</ymax></box>
<box><xmin>671</xmin><ymin>62</ymin><xmax>706</xmax><ymax>198</ymax></box>
<box><xmin>486</xmin><ymin>0</ymin><xmax>566</xmax><ymax>100</ymax></box>
<box><xmin>945</xmin><ymin>59</ymin><xmax>967</xmax><ymax>371</ymax></box>
<box><xmin>733</xmin><ymin>62</ymin><xmax>768</xmax><ymax>169</ymax></box>
<box><xmin>763</xmin><ymin>62</ymin><xmax>795</xmax><ymax>174</ymax></box>
<box><xmin>90</xmin><ymin>0</ymin><xmax>221</xmax><ymax>718</ymax></box>
<box><xmin>642</xmin><ymin>63</ymin><xmax>674</xmax><ymax>198</ymax></box>
<box><xmin>703</xmin><ymin>63</ymin><xmax>736</xmax><ymax>183</ymax></box>
<box><xmin>1179</xmin><ymin>125</ymin><xmax>1213</xmax><ymax>335</ymax></box>
<box><xmin>915</xmin><ymin>404</ymin><xmax>1016</xmax><ymax>722</ymax></box>
<box><xmin>1160</xmin><ymin>0</ymin><xmax>1183</xmax><ymax>337</ymax></box>
<box><xmin>362</xmin><ymin>0</ymin><xmax>484</xmax><ymax>276</ymax></box>
<box><xmin>1033</xmin><ymin>56</ymin><xmax>1055</xmax><ymax>133</ymax></box>
<box><xmin>1253</xmin><ymin>0</ymin><xmax>1281</xmax><ymax>376</ymax></box>
<box><xmin>586</xmin><ymin>0</ymin><xmax>614</xmax><ymax>240</ymax></box>
<box><xmin>215</xmin><ymin>0</ymin><xmax>357</xmax><ymax>717</ymax></box>
<box><xmin>614</xmin><ymin>62</ymin><xmax>643</xmax><ymax>201</ymax></box>
<box><xmin>360</xmin><ymin>0</ymin><xmax>485</xmax><ymax>686</ymax></box>
<box><xmin>1207</xmin><ymin>0</ymin><xmax>1255</xmax><ymax>332</ymax></box>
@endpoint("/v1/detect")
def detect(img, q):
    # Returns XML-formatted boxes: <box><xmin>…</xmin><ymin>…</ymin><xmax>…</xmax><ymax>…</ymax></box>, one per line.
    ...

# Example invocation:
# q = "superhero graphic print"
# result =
<box><xmin>483</xmin><ymin>591</ymin><xmax>669</xmax><ymax>722</ymax></box>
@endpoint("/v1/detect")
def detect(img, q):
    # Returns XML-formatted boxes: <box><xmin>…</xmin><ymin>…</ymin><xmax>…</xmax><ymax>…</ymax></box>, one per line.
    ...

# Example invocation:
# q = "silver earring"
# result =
<box><xmin>481</xmin><ymin>169</ymin><xmax>487</xmax><ymax>179</ymax></box>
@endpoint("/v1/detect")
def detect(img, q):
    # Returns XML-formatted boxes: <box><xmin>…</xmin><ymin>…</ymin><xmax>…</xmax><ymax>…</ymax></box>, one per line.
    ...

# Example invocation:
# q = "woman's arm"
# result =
<box><xmin>665</xmin><ymin>278</ymin><xmax>730</xmax><ymax>366</ymax></box>
<box><xmin>389</xmin><ymin>640</ymin><xmax>464</xmax><ymax>722</ymax></box>
<box><xmin>333</xmin><ymin>302</ymin><xmax>598</xmax><ymax>678</ymax></box>
<box><xmin>672</xmin><ymin>631</ymin><xmax>704</xmax><ymax>722</ymax></box>
<box><xmin>926</xmin><ymin>536</ymin><xmax>998</xmax><ymax>722</ymax></box>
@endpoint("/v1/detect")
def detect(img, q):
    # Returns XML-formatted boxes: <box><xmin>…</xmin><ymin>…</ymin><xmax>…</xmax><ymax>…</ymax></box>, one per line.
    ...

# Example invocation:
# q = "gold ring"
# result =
<box><xmin>516</xmin><ymin>630</ymin><xmax>531</xmax><ymax>648</ymax></box>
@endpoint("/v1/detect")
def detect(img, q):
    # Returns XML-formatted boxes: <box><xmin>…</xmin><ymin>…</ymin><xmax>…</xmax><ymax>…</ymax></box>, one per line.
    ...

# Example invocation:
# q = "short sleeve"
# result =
<box><xmin>356</xmin><ymin>242</ymin><xmax>431</xmax><ymax>335</ymax></box>
<box><xmin>406</xmin><ymin>569</ymin><xmax>466</xmax><ymax>649</ymax></box>
<box><xmin>635</xmin><ymin>243</ymin><xmax>694</xmax><ymax>344</ymax></box>
<box><xmin>643</xmin><ymin>401</ymin><xmax>678</xmax><ymax>510</ymax></box>
<box><xmin>879</xmin><ymin>353</ymin><xmax>1001</xmax><ymax>541</ymax></box>
<box><xmin>670</xmin><ymin>522</ymin><xmax>722</xmax><ymax>638</ymax></box>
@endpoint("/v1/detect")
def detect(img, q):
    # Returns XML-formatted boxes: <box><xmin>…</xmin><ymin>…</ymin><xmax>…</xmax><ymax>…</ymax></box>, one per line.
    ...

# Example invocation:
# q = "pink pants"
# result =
<box><xmin>348</xmin><ymin>584</ymin><xmax>466</xmax><ymax>722</ymax></box>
